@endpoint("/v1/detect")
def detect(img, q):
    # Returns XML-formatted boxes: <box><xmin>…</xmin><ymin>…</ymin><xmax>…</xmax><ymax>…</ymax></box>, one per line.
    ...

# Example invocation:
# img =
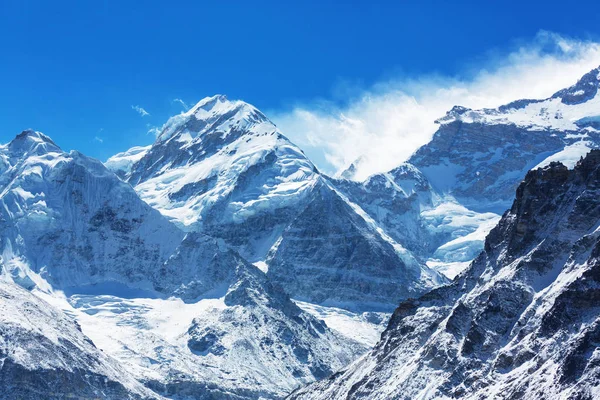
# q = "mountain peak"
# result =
<box><xmin>13</xmin><ymin>129</ymin><xmax>54</xmax><ymax>143</ymax></box>
<box><xmin>552</xmin><ymin>65</ymin><xmax>600</xmax><ymax>105</ymax></box>
<box><xmin>156</xmin><ymin>95</ymin><xmax>270</xmax><ymax>144</ymax></box>
<box><xmin>189</xmin><ymin>94</ymin><xmax>229</xmax><ymax>112</ymax></box>
<box><xmin>7</xmin><ymin>129</ymin><xmax>60</xmax><ymax>155</ymax></box>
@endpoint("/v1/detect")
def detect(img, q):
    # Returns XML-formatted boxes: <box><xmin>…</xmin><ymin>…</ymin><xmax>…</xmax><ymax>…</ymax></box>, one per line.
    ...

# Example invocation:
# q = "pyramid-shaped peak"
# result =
<box><xmin>8</xmin><ymin>129</ymin><xmax>61</xmax><ymax>155</ymax></box>
<box><xmin>13</xmin><ymin>129</ymin><xmax>55</xmax><ymax>143</ymax></box>
<box><xmin>187</xmin><ymin>94</ymin><xmax>265</xmax><ymax>120</ymax></box>
<box><xmin>156</xmin><ymin>95</ymin><xmax>271</xmax><ymax>143</ymax></box>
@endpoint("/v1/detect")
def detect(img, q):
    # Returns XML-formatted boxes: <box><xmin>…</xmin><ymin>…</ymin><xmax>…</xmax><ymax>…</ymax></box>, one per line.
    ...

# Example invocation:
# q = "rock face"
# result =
<box><xmin>290</xmin><ymin>150</ymin><xmax>600</xmax><ymax>400</ymax></box>
<box><xmin>121</xmin><ymin>95</ymin><xmax>445</xmax><ymax>309</ymax></box>
<box><xmin>332</xmin><ymin>163</ymin><xmax>437</xmax><ymax>257</ymax></box>
<box><xmin>408</xmin><ymin>67</ymin><xmax>600</xmax><ymax>213</ymax></box>
<box><xmin>0</xmin><ymin>279</ymin><xmax>158</xmax><ymax>400</ymax></box>
<box><xmin>266</xmin><ymin>180</ymin><xmax>442</xmax><ymax>309</ymax></box>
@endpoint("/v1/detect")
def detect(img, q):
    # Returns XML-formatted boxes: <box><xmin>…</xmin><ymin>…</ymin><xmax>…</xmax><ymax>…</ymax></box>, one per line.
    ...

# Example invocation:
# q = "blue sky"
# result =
<box><xmin>1</xmin><ymin>0</ymin><xmax>600</xmax><ymax>170</ymax></box>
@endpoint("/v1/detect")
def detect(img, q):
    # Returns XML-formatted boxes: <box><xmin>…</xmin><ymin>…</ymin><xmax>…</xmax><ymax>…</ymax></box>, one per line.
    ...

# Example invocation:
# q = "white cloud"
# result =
<box><xmin>271</xmin><ymin>31</ymin><xmax>600</xmax><ymax>180</ymax></box>
<box><xmin>94</xmin><ymin>136</ymin><xmax>103</xmax><ymax>143</ymax></box>
<box><xmin>132</xmin><ymin>105</ymin><xmax>150</xmax><ymax>117</ymax></box>
<box><xmin>147</xmin><ymin>125</ymin><xmax>161</xmax><ymax>137</ymax></box>
<box><xmin>173</xmin><ymin>98</ymin><xmax>189</xmax><ymax>110</ymax></box>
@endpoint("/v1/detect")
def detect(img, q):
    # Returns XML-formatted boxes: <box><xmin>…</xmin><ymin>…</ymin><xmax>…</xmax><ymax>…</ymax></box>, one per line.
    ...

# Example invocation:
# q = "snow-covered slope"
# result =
<box><xmin>126</xmin><ymin>95</ymin><xmax>318</xmax><ymax>262</ymax></box>
<box><xmin>0</xmin><ymin>279</ymin><xmax>158</xmax><ymax>399</ymax></box>
<box><xmin>291</xmin><ymin>150</ymin><xmax>600</xmax><ymax>400</ymax></box>
<box><xmin>122</xmin><ymin>96</ymin><xmax>446</xmax><ymax>309</ymax></box>
<box><xmin>333</xmin><ymin>163</ymin><xmax>500</xmax><ymax>279</ymax></box>
<box><xmin>105</xmin><ymin>145</ymin><xmax>150</xmax><ymax>178</ymax></box>
<box><xmin>38</xmin><ymin>252</ymin><xmax>364</xmax><ymax>400</ymax></box>
<box><xmin>408</xmin><ymin>66</ymin><xmax>600</xmax><ymax>213</ymax></box>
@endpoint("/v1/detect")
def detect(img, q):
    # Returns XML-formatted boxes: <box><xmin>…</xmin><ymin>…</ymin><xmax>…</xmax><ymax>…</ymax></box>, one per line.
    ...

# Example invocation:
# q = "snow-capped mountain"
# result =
<box><xmin>331</xmin><ymin>66</ymin><xmax>600</xmax><ymax>279</ymax></box>
<box><xmin>116</xmin><ymin>95</ymin><xmax>445</xmax><ymax>310</ymax></box>
<box><xmin>5</xmin><ymin>63</ymin><xmax>600</xmax><ymax>400</ymax></box>
<box><xmin>0</xmin><ymin>129</ymin><xmax>257</xmax><ymax>301</ymax></box>
<box><xmin>290</xmin><ymin>150</ymin><xmax>600</xmax><ymax>400</ymax></box>
<box><xmin>408</xmin><ymin>66</ymin><xmax>600</xmax><ymax>213</ymax></box>
<box><xmin>333</xmin><ymin>164</ymin><xmax>500</xmax><ymax>279</ymax></box>
<box><xmin>124</xmin><ymin>95</ymin><xmax>319</xmax><ymax>255</ymax></box>
<box><xmin>0</xmin><ymin>130</ymin><xmax>367</xmax><ymax>399</ymax></box>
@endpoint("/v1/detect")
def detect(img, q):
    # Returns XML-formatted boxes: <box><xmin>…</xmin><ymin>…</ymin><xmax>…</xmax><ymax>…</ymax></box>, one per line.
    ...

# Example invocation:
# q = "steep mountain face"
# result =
<box><xmin>0</xmin><ymin>129</ymin><xmax>242</xmax><ymax>301</ymax></box>
<box><xmin>291</xmin><ymin>150</ymin><xmax>600</xmax><ymax>400</ymax></box>
<box><xmin>0</xmin><ymin>131</ymin><xmax>366</xmax><ymax>399</ymax></box>
<box><xmin>266</xmin><ymin>179</ymin><xmax>443</xmax><ymax>309</ymax></box>
<box><xmin>408</xmin><ymin>66</ymin><xmax>600</xmax><ymax>213</ymax></box>
<box><xmin>0</xmin><ymin>279</ymin><xmax>158</xmax><ymax>400</ymax></box>
<box><xmin>333</xmin><ymin>163</ymin><xmax>437</xmax><ymax>257</ymax></box>
<box><xmin>119</xmin><ymin>96</ymin><xmax>445</xmax><ymax>309</ymax></box>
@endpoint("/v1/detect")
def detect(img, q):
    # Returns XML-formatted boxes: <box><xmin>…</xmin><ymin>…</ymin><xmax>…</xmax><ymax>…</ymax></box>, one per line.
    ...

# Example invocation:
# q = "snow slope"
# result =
<box><xmin>0</xmin><ymin>279</ymin><xmax>158</xmax><ymax>399</ymax></box>
<box><xmin>34</xmin><ymin>257</ymin><xmax>364</xmax><ymax>399</ymax></box>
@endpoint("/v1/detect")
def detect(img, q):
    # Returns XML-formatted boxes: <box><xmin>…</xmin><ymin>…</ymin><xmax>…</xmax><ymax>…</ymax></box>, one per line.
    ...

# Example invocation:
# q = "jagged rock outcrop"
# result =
<box><xmin>290</xmin><ymin>150</ymin><xmax>600</xmax><ymax>399</ymax></box>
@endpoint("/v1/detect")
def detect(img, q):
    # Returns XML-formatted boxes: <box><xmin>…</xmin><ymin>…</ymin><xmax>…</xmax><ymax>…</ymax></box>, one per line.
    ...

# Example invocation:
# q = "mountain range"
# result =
<box><xmin>1</xmin><ymin>65</ymin><xmax>600</xmax><ymax>399</ymax></box>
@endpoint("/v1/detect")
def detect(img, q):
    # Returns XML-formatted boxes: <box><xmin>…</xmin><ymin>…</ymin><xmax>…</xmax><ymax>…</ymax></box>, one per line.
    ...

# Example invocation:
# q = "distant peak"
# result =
<box><xmin>156</xmin><ymin>94</ymin><xmax>271</xmax><ymax>143</ymax></box>
<box><xmin>14</xmin><ymin>129</ymin><xmax>53</xmax><ymax>142</ymax></box>
<box><xmin>551</xmin><ymin>65</ymin><xmax>600</xmax><ymax>105</ymax></box>
<box><xmin>8</xmin><ymin>129</ymin><xmax>60</xmax><ymax>154</ymax></box>
<box><xmin>189</xmin><ymin>94</ymin><xmax>230</xmax><ymax>113</ymax></box>
<box><xmin>435</xmin><ymin>105</ymin><xmax>472</xmax><ymax>124</ymax></box>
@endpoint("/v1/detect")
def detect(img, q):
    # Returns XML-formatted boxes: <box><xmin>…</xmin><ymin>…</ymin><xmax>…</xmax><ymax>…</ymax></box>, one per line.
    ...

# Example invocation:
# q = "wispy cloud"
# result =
<box><xmin>173</xmin><ymin>98</ymin><xmax>189</xmax><ymax>110</ymax></box>
<box><xmin>94</xmin><ymin>136</ymin><xmax>104</xmax><ymax>143</ymax></box>
<box><xmin>271</xmin><ymin>31</ymin><xmax>600</xmax><ymax>180</ymax></box>
<box><xmin>147</xmin><ymin>125</ymin><xmax>162</xmax><ymax>137</ymax></box>
<box><xmin>132</xmin><ymin>105</ymin><xmax>150</xmax><ymax>117</ymax></box>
